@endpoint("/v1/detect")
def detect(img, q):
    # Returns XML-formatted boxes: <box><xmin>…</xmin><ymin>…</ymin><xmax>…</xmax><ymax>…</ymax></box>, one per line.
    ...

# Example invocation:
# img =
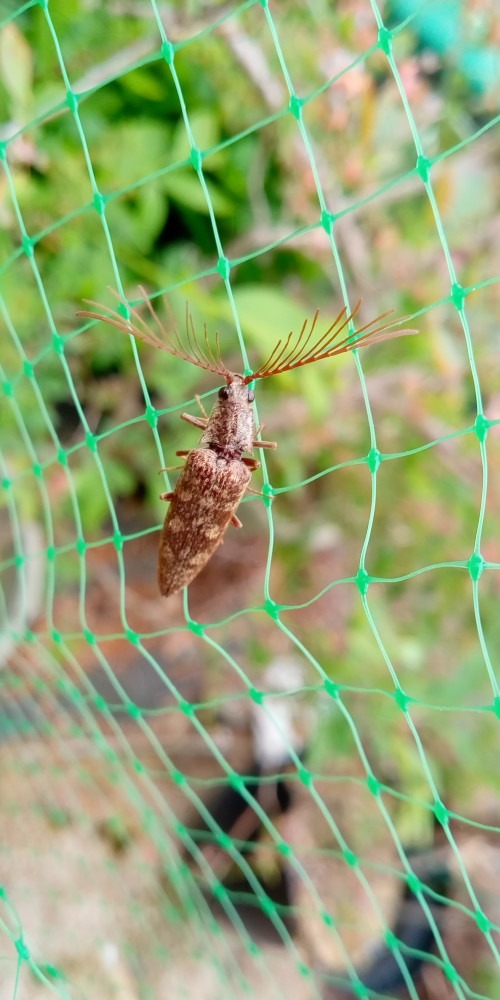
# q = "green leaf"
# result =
<box><xmin>170</xmin><ymin>109</ymin><xmax>221</xmax><ymax>161</ymax></box>
<box><xmin>95</xmin><ymin>120</ymin><xmax>172</xmax><ymax>188</ymax></box>
<box><xmin>0</xmin><ymin>23</ymin><xmax>33</xmax><ymax>121</ymax></box>
<box><xmin>163</xmin><ymin>170</ymin><xmax>234</xmax><ymax>216</ymax></box>
<box><xmin>73</xmin><ymin>460</ymin><xmax>136</xmax><ymax>535</ymax></box>
<box><xmin>227</xmin><ymin>285</ymin><xmax>310</xmax><ymax>351</ymax></box>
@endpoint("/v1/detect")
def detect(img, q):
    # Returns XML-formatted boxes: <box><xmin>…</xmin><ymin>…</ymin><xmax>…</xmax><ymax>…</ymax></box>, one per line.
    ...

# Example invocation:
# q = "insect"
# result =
<box><xmin>77</xmin><ymin>292</ymin><xmax>416</xmax><ymax>597</ymax></box>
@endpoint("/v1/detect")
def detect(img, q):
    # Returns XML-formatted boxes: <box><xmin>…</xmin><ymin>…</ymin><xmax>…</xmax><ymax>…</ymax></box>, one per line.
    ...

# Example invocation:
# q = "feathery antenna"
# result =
<box><xmin>77</xmin><ymin>287</ymin><xmax>233</xmax><ymax>381</ymax></box>
<box><xmin>77</xmin><ymin>290</ymin><xmax>417</xmax><ymax>383</ymax></box>
<box><xmin>243</xmin><ymin>302</ymin><xmax>417</xmax><ymax>383</ymax></box>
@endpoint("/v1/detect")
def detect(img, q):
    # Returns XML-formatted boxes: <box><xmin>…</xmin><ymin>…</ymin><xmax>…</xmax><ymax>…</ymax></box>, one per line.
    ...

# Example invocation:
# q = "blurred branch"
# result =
<box><xmin>218</xmin><ymin>19</ymin><xmax>372</xmax><ymax>289</ymax></box>
<box><xmin>107</xmin><ymin>0</ymin><xmax>237</xmax><ymax>34</ymax></box>
<box><xmin>74</xmin><ymin>37</ymin><xmax>156</xmax><ymax>93</ymax></box>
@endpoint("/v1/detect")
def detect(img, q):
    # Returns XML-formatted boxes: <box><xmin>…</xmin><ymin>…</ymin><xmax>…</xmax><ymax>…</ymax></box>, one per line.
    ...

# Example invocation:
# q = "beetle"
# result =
<box><xmin>77</xmin><ymin>292</ymin><xmax>416</xmax><ymax>597</ymax></box>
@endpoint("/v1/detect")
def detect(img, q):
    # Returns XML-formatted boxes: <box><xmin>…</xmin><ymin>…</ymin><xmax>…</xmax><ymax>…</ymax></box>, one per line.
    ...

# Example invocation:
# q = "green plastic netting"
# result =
<box><xmin>1</xmin><ymin>1</ymin><xmax>500</xmax><ymax>998</ymax></box>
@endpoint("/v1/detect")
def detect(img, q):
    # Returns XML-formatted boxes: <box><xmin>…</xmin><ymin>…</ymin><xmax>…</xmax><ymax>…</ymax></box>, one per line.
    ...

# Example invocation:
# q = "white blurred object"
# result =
<box><xmin>251</xmin><ymin>657</ymin><xmax>309</xmax><ymax>770</ymax></box>
<box><xmin>0</xmin><ymin>510</ymin><xmax>45</xmax><ymax>668</ymax></box>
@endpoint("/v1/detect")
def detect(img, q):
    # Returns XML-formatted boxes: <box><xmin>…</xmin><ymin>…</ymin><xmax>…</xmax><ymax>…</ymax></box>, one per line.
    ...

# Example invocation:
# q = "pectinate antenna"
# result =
<box><xmin>244</xmin><ymin>302</ymin><xmax>417</xmax><ymax>383</ymax></box>
<box><xmin>77</xmin><ymin>287</ymin><xmax>234</xmax><ymax>381</ymax></box>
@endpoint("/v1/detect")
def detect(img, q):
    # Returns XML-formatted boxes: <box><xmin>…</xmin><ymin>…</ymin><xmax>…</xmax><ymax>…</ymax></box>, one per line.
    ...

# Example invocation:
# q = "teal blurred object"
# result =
<box><xmin>392</xmin><ymin>0</ymin><xmax>499</xmax><ymax>94</ymax></box>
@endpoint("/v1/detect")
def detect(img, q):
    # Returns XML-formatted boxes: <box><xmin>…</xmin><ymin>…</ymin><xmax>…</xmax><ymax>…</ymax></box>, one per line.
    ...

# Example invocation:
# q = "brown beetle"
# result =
<box><xmin>77</xmin><ymin>293</ymin><xmax>416</xmax><ymax>597</ymax></box>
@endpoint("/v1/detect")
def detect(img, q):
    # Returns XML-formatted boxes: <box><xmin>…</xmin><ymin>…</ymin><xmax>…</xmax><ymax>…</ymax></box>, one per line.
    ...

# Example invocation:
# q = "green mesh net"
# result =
<box><xmin>1</xmin><ymin>1</ymin><xmax>500</xmax><ymax>998</ymax></box>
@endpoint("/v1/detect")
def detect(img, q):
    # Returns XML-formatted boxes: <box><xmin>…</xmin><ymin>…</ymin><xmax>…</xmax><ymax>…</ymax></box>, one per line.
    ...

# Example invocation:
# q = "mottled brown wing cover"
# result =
<box><xmin>158</xmin><ymin>448</ymin><xmax>251</xmax><ymax>597</ymax></box>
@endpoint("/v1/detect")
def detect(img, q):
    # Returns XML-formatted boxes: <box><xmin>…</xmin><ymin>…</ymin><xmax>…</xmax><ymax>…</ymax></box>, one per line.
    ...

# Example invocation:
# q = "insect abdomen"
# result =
<box><xmin>158</xmin><ymin>449</ymin><xmax>251</xmax><ymax>597</ymax></box>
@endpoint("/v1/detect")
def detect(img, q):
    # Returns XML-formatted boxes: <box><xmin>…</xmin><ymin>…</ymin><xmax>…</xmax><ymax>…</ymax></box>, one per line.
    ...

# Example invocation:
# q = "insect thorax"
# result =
<box><xmin>200</xmin><ymin>378</ymin><xmax>255</xmax><ymax>457</ymax></box>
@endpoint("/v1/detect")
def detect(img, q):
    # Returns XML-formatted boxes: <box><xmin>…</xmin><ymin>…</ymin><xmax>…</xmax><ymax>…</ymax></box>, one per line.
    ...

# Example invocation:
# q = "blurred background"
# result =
<box><xmin>1</xmin><ymin>1</ymin><xmax>500</xmax><ymax>997</ymax></box>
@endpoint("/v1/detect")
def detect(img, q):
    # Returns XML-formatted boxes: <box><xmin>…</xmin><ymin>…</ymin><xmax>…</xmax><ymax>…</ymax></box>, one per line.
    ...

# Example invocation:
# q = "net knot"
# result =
<box><xmin>450</xmin><ymin>282</ymin><xmax>466</xmax><ymax>311</ymax></box>
<box><xmin>66</xmin><ymin>90</ymin><xmax>79</xmax><ymax>113</ymax></box>
<box><xmin>161</xmin><ymin>40</ymin><xmax>174</xmax><ymax>64</ymax></box>
<box><xmin>378</xmin><ymin>26</ymin><xmax>393</xmax><ymax>55</ymax></box>
<box><xmin>264</xmin><ymin>598</ymin><xmax>280</xmax><ymax>620</ymax></box>
<box><xmin>217</xmin><ymin>256</ymin><xmax>231</xmax><ymax>279</ymax></box>
<box><xmin>15</xmin><ymin>938</ymin><xmax>30</xmax><ymax>961</ymax></box>
<box><xmin>468</xmin><ymin>551</ymin><xmax>485</xmax><ymax>581</ymax></box>
<box><xmin>289</xmin><ymin>94</ymin><xmax>303</xmax><ymax>120</ymax></box>
<box><xmin>355</xmin><ymin>567</ymin><xmax>371</xmax><ymax>596</ymax></box>
<box><xmin>474</xmin><ymin>413</ymin><xmax>490</xmax><ymax>443</ymax></box>
<box><xmin>320</xmin><ymin>209</ymin><xmax>335</xmax><ymax>234</ymax></box>
<box><xmin>366</xmin><ymin>447</ymin><xmax>382</xmax><ymax>473</ymax></box>
<box><xmin>416</xmin><ymin>154</ymin><xmax>432</xmax><ymax>182</ymax></box>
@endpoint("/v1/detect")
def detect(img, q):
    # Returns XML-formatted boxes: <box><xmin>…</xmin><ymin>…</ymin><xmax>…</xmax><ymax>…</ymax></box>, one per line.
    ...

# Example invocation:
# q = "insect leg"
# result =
<box><xmin>159</xmin><ymin>491</ymin><xmax>175</xmax><ymax>502</ymax></box>
<box><xmin>230</xmin><ymin>514</ymin><xmax>243</xmax><ymax>528</ymax></box>
<box><xmin>181</xmin><ymin>412</ymin><xmax>208</xmax><ymax>431</ymax></box>
<box><xmin>252</xmin><ymin>438</ymin><xmax>277</xmax><ymax>449</ymax></box>
<box><xmin>195</xmin><ymin>394</ymin><xmax>209</xmax><ymax>419</ymax></box>
<box><xmin>241</xmin><ymin>459</ymin><xmax>267</xmax><ymax>496</ymax></box>
<box><xmin>253</xmin><ymin>424</ymin><xmax>277</xmax><ymax>450</ymax></box>
<box><xmin>245</xmin><ymin>485</ymin><xmax>267</xmax><ymax>498</ymax></box>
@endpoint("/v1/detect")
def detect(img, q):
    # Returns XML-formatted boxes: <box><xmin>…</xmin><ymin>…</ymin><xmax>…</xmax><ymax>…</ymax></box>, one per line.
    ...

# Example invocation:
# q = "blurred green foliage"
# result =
<box><xmin>1</xmin><ymin>0</ymin><xmax>499</xmax><ymax>869</ymax></box>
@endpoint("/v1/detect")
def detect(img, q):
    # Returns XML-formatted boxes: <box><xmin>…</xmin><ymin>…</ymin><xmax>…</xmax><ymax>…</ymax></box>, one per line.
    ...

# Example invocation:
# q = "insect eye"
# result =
<box><xmin>218</xmin><ymin>386</ymin><xmax>230</xmax><ymax>400</ymax></box>
<box><xmin>247</xmin><ymin>389</ymin><xmax>255</xmax><ymax>403</ymax></box>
